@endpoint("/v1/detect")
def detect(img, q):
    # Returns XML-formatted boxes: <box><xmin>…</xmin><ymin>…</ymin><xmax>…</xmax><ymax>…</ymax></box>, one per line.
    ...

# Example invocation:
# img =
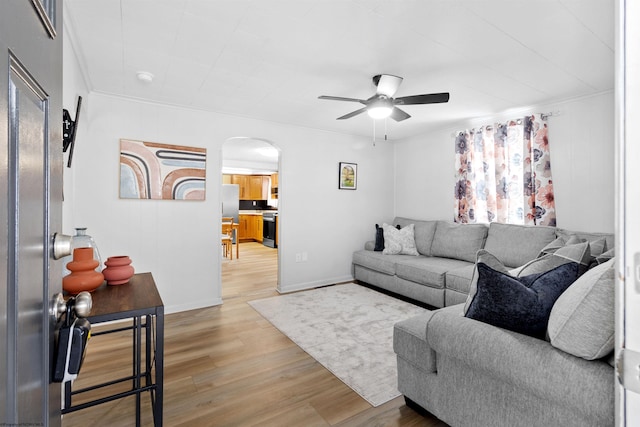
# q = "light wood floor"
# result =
<box><xmin>61</xmin><ymin>242</ymin><xmax>445</xmax><ymax>427</ymax></box>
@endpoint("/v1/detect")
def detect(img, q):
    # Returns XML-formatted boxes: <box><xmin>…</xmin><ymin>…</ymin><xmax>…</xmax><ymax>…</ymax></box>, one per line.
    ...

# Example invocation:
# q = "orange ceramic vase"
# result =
<box><xmin>102</xmin><ymin>255</ymin><xmax>135</xmax><ymax>285</ymax></box>
<box><xmin>63</xmin><ymin>247</ymin><xmax>104</xmax><ymax>294</ymax></box>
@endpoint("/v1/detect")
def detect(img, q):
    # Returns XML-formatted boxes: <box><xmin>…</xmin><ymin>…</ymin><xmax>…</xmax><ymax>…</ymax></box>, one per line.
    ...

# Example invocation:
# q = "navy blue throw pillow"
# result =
<box><xmin>465</xmin><ymin>261</ymin><xmax>580</xmax><ymax>338</ymax></box>
<box><xmin>374</xmin><ymin>224</ymin><xmax>384</xmax><ymax>251</ymax></box>
<box><xmin>374</xmin><ymin>223</ymin><xmax>400</xmax><ymax>251</ymax></box>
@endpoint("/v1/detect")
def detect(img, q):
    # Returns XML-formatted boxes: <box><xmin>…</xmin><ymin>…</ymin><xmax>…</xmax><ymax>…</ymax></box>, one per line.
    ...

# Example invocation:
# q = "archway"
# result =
<box><xmin>220</xmin><ymin>137</ymin><xmax>280</xmax><ymax>298</ymax></box>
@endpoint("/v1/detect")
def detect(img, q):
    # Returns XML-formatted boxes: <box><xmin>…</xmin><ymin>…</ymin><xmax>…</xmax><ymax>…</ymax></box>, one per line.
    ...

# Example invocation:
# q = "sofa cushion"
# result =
<box><xmin>445</xmin><ymin>264</ymin><xmax>476</xmax><ymax>295</ymax></box>
<box><xmin>483</xmin><ymin>222</ymin><xmax>556</xmax><ymax>268</ymax></box>
<box><xmin>352</xmin><ymin>250</ymin><xmax>401</xmax><ymax>275</ymax></box>
<box><xmin>431</xmin><ymin>221</ymin><xmax>488</xmax><ymax>263</ymax></box>
<box><xmin>548</xmin><ymin>259</ymin><xmax>615</xmax><ymax>360</ymax></box>
<box><xmin>396</xmin><ymin>257</ymin><xmax>472</xmax><ymax>289</ymax></box>
<box><xmin>382</xmin><ymin>223</ymin><xmax>419</xmax><ymax>255</ymax></box>
<box><xmin>394</xmin><ymin>217</ymin><xmax>438</xmax><ymax>256</ymax></box>
<box><xmin>465</xmin><ymin>260</ymin><xmax>581</xmax><ymax>338</ymax></box>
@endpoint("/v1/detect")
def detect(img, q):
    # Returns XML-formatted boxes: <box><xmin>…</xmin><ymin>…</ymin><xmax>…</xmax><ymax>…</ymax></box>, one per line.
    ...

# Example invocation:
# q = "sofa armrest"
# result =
<box><xmin>393</xmin><ymin>305</ymin><xmax>463</xmax><ymax>372</ymax></box>
<box><xmin>426</xmin><ymin>311</ymin><xmax>614</xmax><ymax>421</ymax></box>
<box><xmin>393</xmin><ymin>312</ymin><xmax>438</xmax><ymax>373</ymax></box>
<box><xmin>364</xmin><ymin>240</ymin><xmax>375</xmax><ymax>251</ymax></box>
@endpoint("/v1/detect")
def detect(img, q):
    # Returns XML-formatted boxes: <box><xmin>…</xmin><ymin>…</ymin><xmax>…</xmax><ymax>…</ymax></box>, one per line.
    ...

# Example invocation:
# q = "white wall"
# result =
<box><xmin>62</xmin><ymin>21</ymin><xmax>90</xmax><ymax>234</ymax></box>
<box><xmin>394</xmin><ymin>91</ymin><xmax>615</xmax><ymax>234</ymax></box>
<box><xmin>63</xmin><ymin>91</ymin><xmax>395</xmax><ymax>313</ymax></box>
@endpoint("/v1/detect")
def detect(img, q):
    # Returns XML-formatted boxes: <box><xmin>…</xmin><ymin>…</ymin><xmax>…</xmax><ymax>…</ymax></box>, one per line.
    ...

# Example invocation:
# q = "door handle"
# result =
<box><xmin>50</xmin><ymin>291</ymin><xmax>92</xmax><ymax>322</ymax></box>
<box><xmin>52</xmin><ymin>292</ymin><xmax>92</xmax><ymax>384</ymax></box>
<box><xmin>52</xmin><ymin>232</ymin><xmax>73</xmax><ymax>259</ymax></box>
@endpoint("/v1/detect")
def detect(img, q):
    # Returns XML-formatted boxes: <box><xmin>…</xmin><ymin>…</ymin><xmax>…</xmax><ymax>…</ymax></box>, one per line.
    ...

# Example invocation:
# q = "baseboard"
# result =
<box><xmin>165</xmin><ymin>297</ymin><xmax>222</xmax><ymax>315</ymax></box>
<box><xmin>277</xmin><ymin>275</ymin><xmax>354</xmax><ymax>294</ymax></box>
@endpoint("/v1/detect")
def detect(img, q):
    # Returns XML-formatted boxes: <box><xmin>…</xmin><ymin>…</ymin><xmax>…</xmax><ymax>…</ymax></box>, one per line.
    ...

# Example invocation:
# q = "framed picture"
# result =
<box><xmin>339</xmin><ymin>162</ymin><xmax>357</xmax><ymax>190</ymax></box>
<box><xmin>119</xmin><ymin>139</ymin><xmax>207</xmax><ymax>200</ymax></box>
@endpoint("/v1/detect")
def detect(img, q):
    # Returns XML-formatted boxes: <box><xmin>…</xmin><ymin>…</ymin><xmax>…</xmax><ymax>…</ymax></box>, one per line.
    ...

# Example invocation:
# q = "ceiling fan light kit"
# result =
<box><xmin>367</xmin><ymin>97</ymin><xmax>393</xmax><ymax>119</ymax></box>
<box><xmin>319</xmin><ymin>74</ymin><xmax>450</xmax><ymax>123</ymax></box>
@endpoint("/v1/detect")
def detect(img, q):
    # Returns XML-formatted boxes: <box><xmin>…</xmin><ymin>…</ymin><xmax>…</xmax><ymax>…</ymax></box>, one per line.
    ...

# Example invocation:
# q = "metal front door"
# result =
<box><xmin>1</xmin><ymin>1</ymin><xmax>63</xmax><ymax>426</ymax></box>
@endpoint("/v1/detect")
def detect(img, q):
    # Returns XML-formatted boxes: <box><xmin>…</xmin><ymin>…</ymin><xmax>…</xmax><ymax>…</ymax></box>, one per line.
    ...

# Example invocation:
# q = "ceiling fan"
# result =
<box><xmin>318</xmin><ymin>74</ymin><xmax>449</xmax><ymax>121</ymax></box>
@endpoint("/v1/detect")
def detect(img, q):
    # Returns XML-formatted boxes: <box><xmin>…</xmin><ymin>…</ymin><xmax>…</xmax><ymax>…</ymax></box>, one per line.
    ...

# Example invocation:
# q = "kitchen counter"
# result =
<box><xmin>239</xmin><ymin>210</ymin><xmax>278</xmax><ymax>214</ymax></box>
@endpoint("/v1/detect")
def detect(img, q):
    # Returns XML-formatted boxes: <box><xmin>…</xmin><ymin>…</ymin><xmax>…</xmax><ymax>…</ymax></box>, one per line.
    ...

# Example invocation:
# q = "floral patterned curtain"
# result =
<box><xmin>454</xmin><ymin>114</ymin><xmax>556</xmax><ymax>226</ymax></box>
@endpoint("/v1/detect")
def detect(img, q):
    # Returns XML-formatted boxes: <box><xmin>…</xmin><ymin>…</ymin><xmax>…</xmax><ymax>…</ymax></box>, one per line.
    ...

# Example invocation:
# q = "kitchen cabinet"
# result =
<box><xmin>222</xmin><ymin>174</ymin><xmax>232</xmax><ymax>184</ymax></box>
<box><xmin>230</xmin><ymin>174</ymin><xmax>269</xmax><ymax>200</ymax></box>
<box><xmin>238</xmin><ymin>214</ymin><xmax>263</xmax><ymax>242</ymax></box>
<box><xmin>247</xmin><ymin>175</ymin><xmax>269</xmax><ymax>200</ymax></box>
<box><xmin>256</xmin><ymin>215</ymin><xmax>263</xmax><ymax>243</ymax></box>
<box><xmin>231</xmin><ymin>175</ymin><xmax>248</xmax><ymax>199</ymax></box>
<box><xmin>271</xmin><ymin>173</ymin><xmax>278</xmax><ymax>199</ymax></box>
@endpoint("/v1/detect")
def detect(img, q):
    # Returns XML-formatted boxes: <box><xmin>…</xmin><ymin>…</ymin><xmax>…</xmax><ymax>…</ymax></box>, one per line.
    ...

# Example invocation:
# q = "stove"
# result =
<box><xmin>262</xmin><ymin>212</ymin><xmax>277</xmax><ymax>248</ymax></box>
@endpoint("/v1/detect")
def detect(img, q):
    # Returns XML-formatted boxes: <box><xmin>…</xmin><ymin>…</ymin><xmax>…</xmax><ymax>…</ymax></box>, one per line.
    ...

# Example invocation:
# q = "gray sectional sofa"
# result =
<box><xmin>352</xmin><ymin>217</ymin><xmax>615</xmax><ymax>427</ymax></box>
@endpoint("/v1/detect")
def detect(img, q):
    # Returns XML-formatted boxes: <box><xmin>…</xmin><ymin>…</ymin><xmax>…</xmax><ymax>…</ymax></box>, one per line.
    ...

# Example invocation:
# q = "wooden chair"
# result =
<box><xmin>221</xmin><ymin>219</ymin><xmax>234</xmax><ymax>259</ymax></box>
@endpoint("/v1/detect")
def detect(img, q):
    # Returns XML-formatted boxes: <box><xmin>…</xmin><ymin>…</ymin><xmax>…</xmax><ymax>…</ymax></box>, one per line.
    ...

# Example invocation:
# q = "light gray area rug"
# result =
<box><xmin>248</xmin><ymin>283</ymin><xmax>428</xmax><ymax>406</ymax></box>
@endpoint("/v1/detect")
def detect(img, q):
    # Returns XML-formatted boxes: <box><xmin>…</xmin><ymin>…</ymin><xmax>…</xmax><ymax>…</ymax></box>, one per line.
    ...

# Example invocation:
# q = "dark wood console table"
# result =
<box><xmin>61</xmin><ymin>272</ymin><xmax>164</xmax><ymax>427</ymax></box>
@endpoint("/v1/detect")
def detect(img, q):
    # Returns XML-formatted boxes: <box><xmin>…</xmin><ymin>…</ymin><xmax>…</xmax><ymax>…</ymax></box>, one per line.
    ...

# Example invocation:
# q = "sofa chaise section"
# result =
<box><xmin>394</xmin><ymin>305</ymin><xmax>614</xmax><ymax>427</ymax></box>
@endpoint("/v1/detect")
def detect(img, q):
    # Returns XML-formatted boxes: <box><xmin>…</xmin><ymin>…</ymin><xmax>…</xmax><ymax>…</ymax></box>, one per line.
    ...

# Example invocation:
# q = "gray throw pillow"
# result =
<box><xmin>547</xmin><ymin>259</ymin><xmax>616</xmax><ymax>360</ymax></box>
<box><xmin>517</xmin><ymin>241</ymin><xmax>591</xmax><ymax>277</ymax></box>
<box><xmin>595</xmin><ymin>248</ymin><xmax>615</xmax><ymax>265</ymax></box>
<box><xmin>589</xmin><ymin>237</ymin><xmax>608</xmax><ymax>258</ymax></box>
<box><xmin>382</xmin><ymin>223</ymin><xmax>419</xmax><ymax>256</ymax></box>
<box><xmin>538</xmin><ymin>235</ymin><xmax>582</xmax><ymax>257</ymax></box>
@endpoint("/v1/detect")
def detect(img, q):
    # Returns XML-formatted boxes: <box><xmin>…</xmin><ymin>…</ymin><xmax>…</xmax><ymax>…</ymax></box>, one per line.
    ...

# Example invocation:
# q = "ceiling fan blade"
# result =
<box><xmin>375</xmin><ymin>74</ymin><xmax>403</xmax><ymax>97</ymax></box>
<box><xmin>319</xmin><ymin>95</ymin><xmax>366</xmax><ymax>104</ymax></box>
<box><xmin>394</xmin><ymin>92</ymin><xmax>450</xmax><ymax>105</ymax></box>
<box><xmin>390</xmin><ymin>107</ymin><xmax>411</xmax><ymax>122</ymax></box>
<box><xmin>337</xmin><ymin>107</ymin><xmax>368</xmax><ymax>120</ymax></box>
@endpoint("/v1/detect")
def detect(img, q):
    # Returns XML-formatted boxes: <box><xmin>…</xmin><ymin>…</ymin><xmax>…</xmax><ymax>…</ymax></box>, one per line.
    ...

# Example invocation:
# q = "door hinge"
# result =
<box><xmin>617</xmin><ymin>349</ymin><xmax>640</xmax><ymax>394</ymax></box>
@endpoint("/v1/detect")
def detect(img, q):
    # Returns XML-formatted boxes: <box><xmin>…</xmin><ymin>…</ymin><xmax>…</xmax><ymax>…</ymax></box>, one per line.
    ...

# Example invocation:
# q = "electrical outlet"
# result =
<box><xmin>295</xmin><ymin>253</ymin><xmax>301</xmax><ymax>262</ymax></box>
<box><xmin>302</xmin><ymin>252</ymin><xmax>308</xmax><ymax>262</ymax></box>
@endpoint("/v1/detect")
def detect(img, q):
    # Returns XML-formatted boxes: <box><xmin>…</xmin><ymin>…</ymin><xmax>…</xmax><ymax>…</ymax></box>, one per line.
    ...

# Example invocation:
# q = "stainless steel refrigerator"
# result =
<box><xmin>222</xmin><ymin>184</ymin><xmax>239</xmax><ymax>243</ymax></box>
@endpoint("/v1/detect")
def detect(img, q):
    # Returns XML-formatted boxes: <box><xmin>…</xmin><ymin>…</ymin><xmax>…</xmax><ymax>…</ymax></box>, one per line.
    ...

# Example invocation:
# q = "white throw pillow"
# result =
<box><xmin>382</xmin><ymin>223</ymin><xmax>419</xmax><ymax>256</ymax></box>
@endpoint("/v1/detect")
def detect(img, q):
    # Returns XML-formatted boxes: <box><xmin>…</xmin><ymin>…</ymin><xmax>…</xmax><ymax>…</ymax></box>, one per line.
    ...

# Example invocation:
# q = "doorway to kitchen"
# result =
<box><xmin>221</xmin><ymin>137</ymin><xmax>280</xmax><ymax>300</ymax></box>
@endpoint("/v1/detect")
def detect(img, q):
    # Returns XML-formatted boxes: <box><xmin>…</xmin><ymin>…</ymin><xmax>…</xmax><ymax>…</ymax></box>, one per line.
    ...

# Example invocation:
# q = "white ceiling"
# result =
<box><xmin>64</xmin><ymin>0</ymin><xmax>614</xmax><ymax>142</ymax></box>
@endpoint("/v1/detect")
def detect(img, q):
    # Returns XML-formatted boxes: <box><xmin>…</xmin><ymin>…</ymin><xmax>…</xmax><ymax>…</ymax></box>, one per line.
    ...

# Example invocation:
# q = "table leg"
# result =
<box><xmin>135</xmin><ymin>316</ymin><xmax>142</xmax><ymax>426</ymax></box>
<box><xmin>154</xmin><ymin>307</ymin><xmax>164</xmax><ymax>426</ymax></box>
<box><xmin>235</xmin><ymin>228</ymin><xmax>239</xmax><ymax>259</ymax></box>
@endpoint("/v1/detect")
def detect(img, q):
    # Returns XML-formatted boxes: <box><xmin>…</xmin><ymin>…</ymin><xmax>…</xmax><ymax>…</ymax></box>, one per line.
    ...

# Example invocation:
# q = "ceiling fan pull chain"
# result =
<box><xmin>372</xmin><ymin>119</ymin><xmax>376</xmax><ymax>147</ymax></box>
<box><xmin>385</xmin><ymin>118</ymin><xmax>388</xmax><ymax>141</ymax></box>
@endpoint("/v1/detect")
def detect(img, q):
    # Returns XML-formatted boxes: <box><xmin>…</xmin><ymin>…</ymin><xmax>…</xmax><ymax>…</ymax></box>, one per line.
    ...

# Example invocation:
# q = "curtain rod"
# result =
<box><xmin>451</xmin><ymin>110</ymin><xmax>561</xmax><ymax>137</ymax></box>
<box><xmin>541</xmin><ymin>110</ymin><xmax>561</xmax><ymax>120</ymax></box>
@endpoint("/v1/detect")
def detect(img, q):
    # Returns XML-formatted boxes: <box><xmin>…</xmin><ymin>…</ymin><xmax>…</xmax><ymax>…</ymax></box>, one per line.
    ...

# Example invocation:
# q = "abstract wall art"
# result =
<box><xmin>119</xmin><ymin>139</ymin><xmax>206</xmax><ymax>200</ymax></box>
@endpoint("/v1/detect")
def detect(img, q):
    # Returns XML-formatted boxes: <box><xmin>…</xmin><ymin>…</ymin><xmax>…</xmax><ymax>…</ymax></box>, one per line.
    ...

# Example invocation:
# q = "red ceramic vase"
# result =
<box><xmin>63</xmin><ymin>247</ymin><xmax>104</xmax><ymax>294</ymax></box>
<box><xmin>103</xmin><ymin>255</ymin><xmax>135</xmax><ymax>285</ymax></box>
